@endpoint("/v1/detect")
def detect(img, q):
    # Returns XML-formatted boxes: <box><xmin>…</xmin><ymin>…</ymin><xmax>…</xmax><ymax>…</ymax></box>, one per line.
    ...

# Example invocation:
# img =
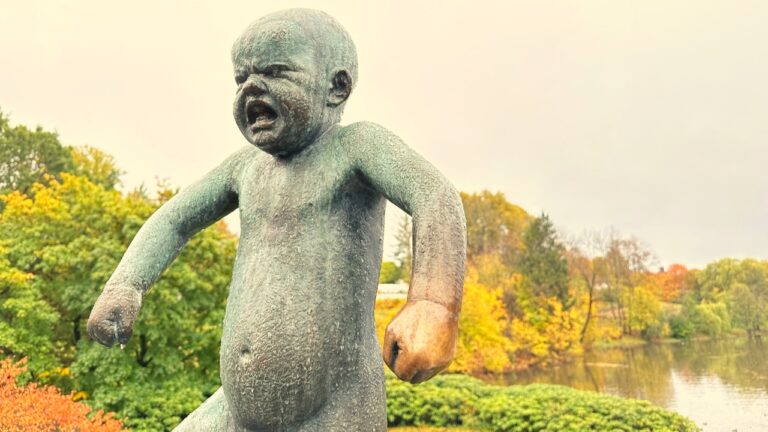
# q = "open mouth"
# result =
<box><xmin>246</xmin><ymin>99</ymin><xmax>278</xmax><ymax>129</ymax></box>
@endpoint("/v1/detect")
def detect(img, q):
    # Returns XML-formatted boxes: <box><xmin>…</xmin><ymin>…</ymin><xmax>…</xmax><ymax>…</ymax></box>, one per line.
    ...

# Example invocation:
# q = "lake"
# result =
<box><xmin>496</xmin><ymin>338</ymin><xmax>768</xmax><ymax>432</ymax></box>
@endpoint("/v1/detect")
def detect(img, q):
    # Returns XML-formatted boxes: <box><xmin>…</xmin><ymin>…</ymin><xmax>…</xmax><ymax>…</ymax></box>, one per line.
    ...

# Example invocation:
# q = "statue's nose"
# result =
<box><xmin>242</xmin><ymin>75</ymin><xmax>267</xmax><ymax>95</ymax></box>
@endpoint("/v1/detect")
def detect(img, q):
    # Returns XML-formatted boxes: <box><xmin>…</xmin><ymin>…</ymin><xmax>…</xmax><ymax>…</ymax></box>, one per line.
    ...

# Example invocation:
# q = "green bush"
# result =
<box><xmin>668</xmin><ymin>314</ymin><xmax>694</xmax><ymax>339</ymax></box>
<box><xmin>386</xmin><ymin>373</ymin><xmax>486</xmax><ymax>426</ymax></box>
<box><xmin>691</xmin><ymin>303</ymin><xmax>730</xmax><ymax>336</ymax></box>
<box><xmin>640</xmin><ymin>321</ymin><xmax>665</xmax><ymax>341</ymax></box>
<box><xmin>475</xmin><ymin>385</ymin><xmax>699</xmax><ymax>432</ymax></box>
<box><xmin>386</xmin><ymin>373</ymin><xmax>700</xmax><ymax>432</ymax></box>
<box><xmin>379</xmin><ymin>261</ymin><xmax>401</xmax><ymax>283</ymax></box>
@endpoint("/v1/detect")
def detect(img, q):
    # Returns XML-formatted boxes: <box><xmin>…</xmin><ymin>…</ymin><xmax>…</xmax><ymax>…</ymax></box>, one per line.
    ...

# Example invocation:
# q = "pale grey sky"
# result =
<box><xmin>1</xmin><ymin>0</ymin><xmax>767</xmax><ymax>269</ymax></box>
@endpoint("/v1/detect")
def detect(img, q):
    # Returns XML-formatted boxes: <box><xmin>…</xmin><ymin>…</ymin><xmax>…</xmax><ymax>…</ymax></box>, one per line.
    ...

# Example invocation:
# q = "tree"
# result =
<box><xmin>690</xmin><ymin>302</ymin><xmax>731</xmax><ymax>336</ymax></box>
<box><xmin>725</xmin><ymin>260</ymin><xmax>768</xmax><ymax>334</ymax></box>
<box><xmin>379</xmin><ymin>261</ymin><xmax>400</xmax><ymax>284</ymax></box>
<box><xmin>461</xmin><ymin>191</ymin><xmax>530</xmax><ymax>267</ymax></box>
<box><xmin>0</xmin><ymin>357</ymin><xmax>124</xmax><ymax>431</ymax></box>
<box><xmin>0</xmin><ymin>248</ymin><xmax>60</xmax><ymax>374</ymax></box>
<box><xmin>392</xmin><ymin>214</ymin><xmax>412</xmax><ymax>283</ymax></box>
<box><xmin>450</xmin><ymin>280</ymin><xmax>514</xmax><ymax>374</ymax></box>
<box><xmin>601</xmin><ymin>235</ymin><xmax>656</xmax><ymax>335</ymax></box>
<box><xmin>692</xmin><ymin>259</ymin><xmax>768</xmax><ymax>335</ymax></box>
<box><xmin>693</xmin><ymin>259</ymin><xmax>738</xmax><ymax>303</ymax></box>
<box><xmin>0</xmin><ymin>111</ymin><xmax>74</xmax><ymax>196</ymax></box>
<box><xmin>728</xmin><ymin>282</ymin><xmax>761</xmax><ymax>333</ymax></box>
<box><xmin>626</xmin><ymin>283</ymin><xmax>661</xmax><ymax>338</ymax></box>
<box><xmin>69</xmin><ymin>146</ymin><xmax>124</xmax><ymax>190</ymax></box>
<box><xmin>654</xmin><ymin>264</ymin><xmax>690</xmax><ymax>302</ymax></box>
<box><xmin>567</xmin><ymin>230</ymin><xmax>609</xmax><ymax>342</ymax></box>
<box><xmin>0</xmin><ymin>173</ymin><xmax>237</xmax><ymax>431</ymax></box>
<box><xmin>509</xmin><ymin>296</ymin><xmax>582</xmax><ymax>367</ymax></box>
<box><xmin>519</xmin><ymin>214</ymin><xmax>571</xmax><ymax>310</ymax></box>
<box><xmin>467</xmin><ymin>252</ymin><xmax>523</xmax><ymax>318</ymax></box>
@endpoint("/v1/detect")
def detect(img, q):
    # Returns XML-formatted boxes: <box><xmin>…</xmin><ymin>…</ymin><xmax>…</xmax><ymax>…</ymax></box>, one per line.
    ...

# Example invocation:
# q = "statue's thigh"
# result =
<box><xmin>299</xmin><ymin>378</ymin><xmax>387</xmax><ymax>432</ymax></box>
<box><xmin>174</xmin><ymin>387</ymin><xmax>241</xmax><ymax>432</ymax></box>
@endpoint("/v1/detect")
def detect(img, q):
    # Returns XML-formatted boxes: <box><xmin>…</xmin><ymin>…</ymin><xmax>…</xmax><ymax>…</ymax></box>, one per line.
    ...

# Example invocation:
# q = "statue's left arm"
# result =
<box><xmin>87</xmin><ymin>147</ymin><xmax>248</xmax><ymax>347</ymax></box>
<box><xmin>340</xmin><ymin>122</ymin><xmax>467</xmax><ymax>383</ymax></box>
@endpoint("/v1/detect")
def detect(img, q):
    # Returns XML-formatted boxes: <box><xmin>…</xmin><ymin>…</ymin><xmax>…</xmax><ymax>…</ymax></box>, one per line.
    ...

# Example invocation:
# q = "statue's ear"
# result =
<box><xmin>327</xmin><ymin>69</ymin><xmax>352</xmax><ymax>107</ymax></box>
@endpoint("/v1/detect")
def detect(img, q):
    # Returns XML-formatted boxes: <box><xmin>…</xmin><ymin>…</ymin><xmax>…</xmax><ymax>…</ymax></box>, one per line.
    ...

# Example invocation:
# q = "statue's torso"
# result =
<box><xmin>220</xmin><ymin>134</ymin><xmax>387</xmax><ymax>429</ymax></box>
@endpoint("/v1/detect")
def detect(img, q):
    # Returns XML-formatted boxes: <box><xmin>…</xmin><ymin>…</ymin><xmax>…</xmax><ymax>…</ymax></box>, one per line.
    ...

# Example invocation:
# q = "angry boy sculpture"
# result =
<box><xmin>87</xmin><ymin>8</ymin><xmax>466</xmax><ymax>431</ymax></box>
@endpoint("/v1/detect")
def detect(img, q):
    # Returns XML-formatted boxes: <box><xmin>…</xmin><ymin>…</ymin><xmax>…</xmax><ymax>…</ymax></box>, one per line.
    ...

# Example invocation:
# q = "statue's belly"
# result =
<box><xmin>219</xmin><ymin>266</ymin><xmax>356</xmax><ymax>429</ymax></box>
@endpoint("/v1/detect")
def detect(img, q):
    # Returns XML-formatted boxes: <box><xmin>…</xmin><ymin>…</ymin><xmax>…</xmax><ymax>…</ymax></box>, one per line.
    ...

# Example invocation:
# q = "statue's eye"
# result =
<box><xmin>263</xmin><ymin>65</ymin><xmax>289</xmax><ymax>78</ymax></box>
<box><xmin>235</xmin><ymin>75</ymin><xmax>247</xmax><ymax>85</ymax></box>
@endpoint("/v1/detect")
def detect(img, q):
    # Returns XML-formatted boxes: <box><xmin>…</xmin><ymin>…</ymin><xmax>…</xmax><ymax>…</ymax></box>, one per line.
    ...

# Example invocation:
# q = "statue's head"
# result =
<box><xmin>231</xmin><ymin>9</ymin><xmax>358</xmax><ymax>156</ymax></box>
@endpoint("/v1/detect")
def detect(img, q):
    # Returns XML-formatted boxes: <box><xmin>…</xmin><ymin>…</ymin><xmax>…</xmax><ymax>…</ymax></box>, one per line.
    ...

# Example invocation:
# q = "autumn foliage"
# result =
<box><xmin>0</xmin><ymin>357</ymin><xmax>124</xmax><ymax>432</ymax></box>
<box><xmin>654</xmin><ymin>263</ymin><xmax>690</xmax><ymax>302</ymax></box>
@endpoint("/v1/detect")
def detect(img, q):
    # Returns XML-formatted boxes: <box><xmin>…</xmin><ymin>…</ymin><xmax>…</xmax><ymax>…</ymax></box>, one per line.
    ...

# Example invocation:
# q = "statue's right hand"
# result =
<box><xmin>87</xmin><ymin>286</ymin><xmax>142</xmax><ymax>347</ymax></box>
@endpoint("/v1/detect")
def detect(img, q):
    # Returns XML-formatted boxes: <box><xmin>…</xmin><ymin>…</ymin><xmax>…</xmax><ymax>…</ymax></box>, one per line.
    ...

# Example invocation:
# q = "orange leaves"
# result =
<box><xmin>653</xmin><ymin>263</ymin><xmax>690</xmax><ymax>302</ymax></box>
<box><xmin>0</xmin><ymin>358</ymin><xmax>125</xmax><ymax>432</ymax></box>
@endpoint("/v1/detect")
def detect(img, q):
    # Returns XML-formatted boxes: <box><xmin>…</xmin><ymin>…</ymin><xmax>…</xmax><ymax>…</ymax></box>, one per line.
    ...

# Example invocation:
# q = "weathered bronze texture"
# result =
<box><xmin>87</xmin><ymin>8</ymin><xmax>466</xmax><ymax>431</ymax></box>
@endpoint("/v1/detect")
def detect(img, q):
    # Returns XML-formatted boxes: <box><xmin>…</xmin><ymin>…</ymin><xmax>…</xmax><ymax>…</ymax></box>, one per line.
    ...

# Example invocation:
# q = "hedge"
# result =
<box><xmin>386</xmin><ymin>373</ymin><xmax>700</xmax><ymax>432</ymax></box>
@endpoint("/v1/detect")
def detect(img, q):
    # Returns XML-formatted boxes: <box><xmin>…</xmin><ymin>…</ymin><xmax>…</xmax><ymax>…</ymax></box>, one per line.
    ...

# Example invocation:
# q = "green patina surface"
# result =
<box><xmin>87</xmin><ymin>8</ymin><xmax>466</xmax><ymax>432</ymax></box>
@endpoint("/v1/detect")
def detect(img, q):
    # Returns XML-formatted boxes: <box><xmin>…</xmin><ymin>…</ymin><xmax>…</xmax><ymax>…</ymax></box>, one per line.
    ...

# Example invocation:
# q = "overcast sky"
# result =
<box><xmin>2</xmin><ymin>0</ymin><xmax>767</xmax><ymax>269</ymax></box>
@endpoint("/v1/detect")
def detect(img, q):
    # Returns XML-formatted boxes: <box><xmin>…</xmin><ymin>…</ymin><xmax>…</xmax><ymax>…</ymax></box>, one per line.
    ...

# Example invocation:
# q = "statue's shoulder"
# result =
<box><xmin>338</xmin><ymin>121</ymin><xmax>392</xmax><ymax>142</ymax></box>
<box><xmin>227</xmin><ymin>145</ymin><xmax>263</xmax><ymax>165</ymax></box>
<box><xmin>223</xmin><ymin>145</ymin><xmax>268</xmax><ymax>189</ymax></box>
<box><xmin>337</xmin><ymin>122</ymin><xmax>402</xmax><ymax>159</ymax></box>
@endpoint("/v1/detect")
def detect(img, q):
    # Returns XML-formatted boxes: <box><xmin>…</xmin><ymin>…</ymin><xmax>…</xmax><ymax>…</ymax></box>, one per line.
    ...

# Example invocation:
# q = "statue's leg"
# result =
<box><xmin>299</xmin><ymin>367</ymin><xmax>387</xmax><ymax>432</ymax></box>
<box><xmin>174</xmin><ymin>387</ymin><xmax>242</xmax><ymax>432</ymax></box>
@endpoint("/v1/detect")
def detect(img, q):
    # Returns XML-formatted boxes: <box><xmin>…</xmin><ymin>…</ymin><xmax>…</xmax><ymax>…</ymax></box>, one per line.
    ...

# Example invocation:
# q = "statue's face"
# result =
<box><xmin>232</xmin><ymin>21</ymin><xmax>328</xmax><ymax>156</ymax></box>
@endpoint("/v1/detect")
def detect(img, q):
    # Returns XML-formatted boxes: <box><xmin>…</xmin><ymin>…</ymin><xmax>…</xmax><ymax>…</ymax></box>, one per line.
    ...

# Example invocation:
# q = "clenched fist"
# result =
<box><xmin>87</xmin><ymin>285</ymin><xmax>142</xmax><ymax>347</ymax></box>
<box><xmin>383</xmin><ymin>299</ymin><xmax>458</xmax><ymax>384</ymax></box>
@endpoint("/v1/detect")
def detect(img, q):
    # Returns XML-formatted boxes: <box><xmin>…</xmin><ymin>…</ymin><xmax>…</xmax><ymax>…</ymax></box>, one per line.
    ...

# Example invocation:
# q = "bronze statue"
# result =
<box><xmin>87</xmin><ymin>8</ymin><xmax>466</xmax><ymax>431</ymax></box>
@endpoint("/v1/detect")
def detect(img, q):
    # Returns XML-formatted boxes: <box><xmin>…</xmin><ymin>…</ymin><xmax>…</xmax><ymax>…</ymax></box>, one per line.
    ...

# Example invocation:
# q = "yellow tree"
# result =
<box><xmin>69</xmin><ymin>146</ymin><xmax>124</xmax><ymax>190</ymax></box>
<box><xmin>461</xmin><ymin>191</ymin><xmax>530</xmax><ymax>268</ymax></box>
<box><xmin>450</xmin><ymin>279</ymin><xmax>514</xmax><ymax>374</ymax></box>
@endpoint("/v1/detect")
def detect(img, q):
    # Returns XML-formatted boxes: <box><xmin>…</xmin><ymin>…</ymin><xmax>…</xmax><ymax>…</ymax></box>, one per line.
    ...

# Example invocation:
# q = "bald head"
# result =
<box><xmin>232</xmin><ymin>9</ymin><xmax>358</xmax><ymax>92</ymax></box>
<box><xmin>230</xmin><ymin>9</ymin><xmax>359</xmax><ymax>154</ymax></box>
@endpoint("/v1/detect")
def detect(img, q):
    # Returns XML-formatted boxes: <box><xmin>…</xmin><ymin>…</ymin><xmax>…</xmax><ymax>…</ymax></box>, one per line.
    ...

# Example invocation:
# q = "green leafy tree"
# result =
<box><xmin>728</xmin><ymin>260</ymin><xmax>768</xmax><ymax>333</ymax></box>
<box><xmin>379</xmin><ymin>261</ymin><xmax>400</xmax><ymax>283</ymax></box>
<box><xmin>694</xmin><ymin>258</ymin><xmax>740</xmax><ymax>303</ymax></box>
<box><xmin>0</xmin><ymin>174</ymin><xmax>236</xmax><ymax>431</ymax></box>
<box><xmin>690</xmin><ymin>302</ymin><xmax>731</xmax><ymax>336</ymax></box>
<box><xmin>0</xmin><ymin>248</ymin><xmax>60</xmax><ymax>374</ymax></box>
<box><xmin>693</xmin><ymin>258</ymin><xmax>768</xmax><ymax>334</ymax></box>
<box><xmin>728</xmin><ymin>282</ymin><xmax>761</xmax><ymax>332</ymax></box>
<box><xmin>0</xmin><ymin>111</ymin><xmax>74</xmax><ymax>196</ymax></box>
<box><xmin>519</xmin><ymin>214</ymin><xmax>571</xmax><ymax>310</ymax></box>
<box><xmin>696</xmin><ymin>259</ymin><xmax>768</xmax><ymax>334</ymax></box>
<box><xmin>461</xmin><ymin>191</ymin><xmax>530</xmax><ymax>267</ymax></box>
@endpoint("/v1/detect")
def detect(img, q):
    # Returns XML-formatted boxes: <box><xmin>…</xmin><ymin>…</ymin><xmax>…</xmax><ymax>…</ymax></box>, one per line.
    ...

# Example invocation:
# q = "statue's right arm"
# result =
<box><xmin>87</xmin><ymin>147</ymin><xmax>251</xmax><ymax>347</ymax></box>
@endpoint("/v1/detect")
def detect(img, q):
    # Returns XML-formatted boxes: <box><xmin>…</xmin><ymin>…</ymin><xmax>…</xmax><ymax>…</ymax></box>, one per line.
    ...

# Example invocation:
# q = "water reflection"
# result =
<box><xmin>487</xmin><ymin>337</ymin><xmax>768</xmax><ymax>431</ymax></box>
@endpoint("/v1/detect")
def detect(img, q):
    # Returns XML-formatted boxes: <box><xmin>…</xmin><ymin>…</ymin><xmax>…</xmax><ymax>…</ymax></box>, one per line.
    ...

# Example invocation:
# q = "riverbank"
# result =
<box><xmin>493</xmin><ymin>337</ymin><xmax>768</xmax><ymax>431</ymax></box>
<box><xmin>590</xmin><ymin>330</ymin><xmax>753</xmax><ymax>351</ymax></box>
